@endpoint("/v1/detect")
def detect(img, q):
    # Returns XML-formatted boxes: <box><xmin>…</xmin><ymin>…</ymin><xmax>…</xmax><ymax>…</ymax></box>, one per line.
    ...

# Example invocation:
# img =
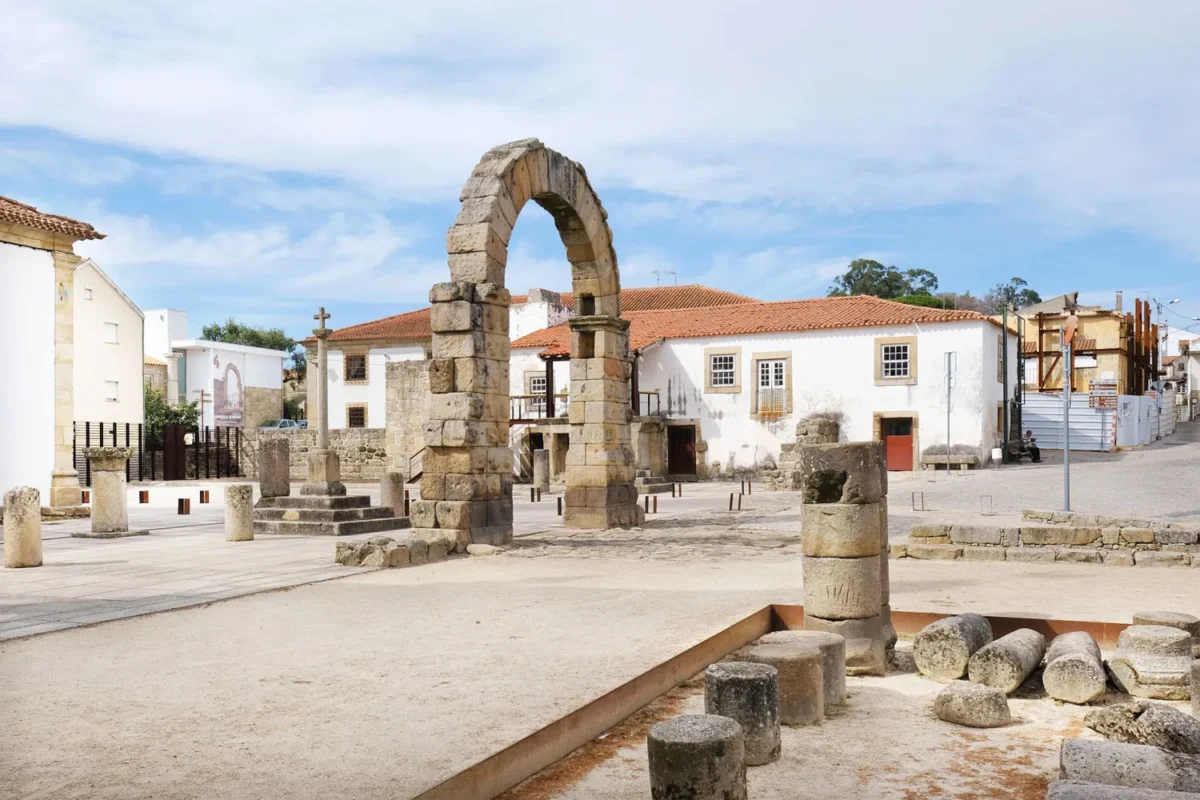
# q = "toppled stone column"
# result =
<box><xmin>799</xmin><ymin>441</ymin><xmax>888</xmax><ymax>676</ymax></box>
<box><xmin>1134</xmin><ymin>611</ymin><xmax>1200</xmax><ymax>659</ymax></box>
<box><xmin>1192</xmin><ymin>662</ymin><xmax>1199</xmax><ymax>719</ymax></box>
<box><xmin>224</xmin><ymin>484</ymin><xmax>254</xmax><ymax>542</ymax></box>
<box><xmin>1085</xmin><ymin>701</ymin><xmax>1200</xmax><ymax>754</ymax></box>
<box><xmin>3</xmin><ymin>486</ymin><xmax>42</xmax><ymax>568</ymax></box>
<box><xmin>704</xmin><ymin>662</ymin><xmax>781</xmax><ymax>766</ymax></box>
<box><xmin>914</xmin><ymin>614</ymin><xmax>993</xmax><ymax>682</ymax></box>
<box><xmin>380</xmin><ymin>471</ymin><xmax>406</xmax><ymax>518</ymax></box>
<box><xmin>967</xmin><ymin>628</ymin><xmax>1046</xmax><ymax>694</ymax></box>
<box><xmin>79</xmin><ymin>448</ymin><xmax>147</xmax><ymax>538</ymax></box>
<box><xmin>759</xmin><ymin>630</ymin><xmax>847</xmax><ymax>707</ymax></box>
<box><xmin>1059</xmin><ymin>738</ymin><xmax>1200</xmax><ymax>794</ymax></box>
<box><xmin>1109</xmin><ymin>626</ymin><xmax>1194</xmax><ymax>700</ymax></box>
<box><xmin>746</xmin><ymin>642</ymin><xmax>824</xmax><ymax>726</ymax></box>
<box><xmin>1047</xmin><ymin>779</ymin><xmax>1198</xmax><ymax>799</ymax></box>
<box><xmin>933</xmin><ymin>681</ymin><xmax>1011</xmax><ymax>728</ymax></box>
<box><xmin>258</xmin><ymin>438</ymin><xmax>291</xmax><ymax>503</ymax></box>
<box><xmin>1043</xmin><ymin>631</ymin><xmax>1106</xmax><ymax>704</ymax></box>
<box><xmin>532</xmin><ymin>449</ymin><xmax>550</xmax><ymax>493</ymax></box>
<box><xmin>647</xmin><ymin>715</ymin><xmax>747</xmax><ymax>800</ymax></box>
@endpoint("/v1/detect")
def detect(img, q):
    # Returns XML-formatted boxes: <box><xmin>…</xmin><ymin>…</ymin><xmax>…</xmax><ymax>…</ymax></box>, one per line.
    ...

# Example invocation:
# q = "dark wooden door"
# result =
<box><xmin>162</xmin><ymin>424</ymin><xmax>188</xmax><ymax>481</ymax></box>
<box><xmin>882</xmin><ymin>417</ymin><xmax>914</xmax><ymax>472</ymax></box>
<box><xmin>667</xmin><ymin>425</ymin><xmax>697</xmax><ymax>475</ymax></box>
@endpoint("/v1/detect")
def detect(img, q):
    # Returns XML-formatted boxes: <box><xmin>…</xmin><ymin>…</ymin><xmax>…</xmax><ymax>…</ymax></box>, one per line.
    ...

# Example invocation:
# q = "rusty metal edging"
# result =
<box><xmin>412</xmin><ymin>606</ymin><xmax>773</xmax><ymax>800</ymax></box>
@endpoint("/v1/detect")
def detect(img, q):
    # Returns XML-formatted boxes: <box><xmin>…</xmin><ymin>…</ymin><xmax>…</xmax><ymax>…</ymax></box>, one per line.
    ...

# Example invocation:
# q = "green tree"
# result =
<box><xmin>201</xmin><ymin>317</ymin><xmax>306</xmax><ymax>370</ymax></box>
<box><xmin>895</xmin><ymin>294</ymin><xmax>952</xmax><ymax>309</ymax></box>
<box><xmin>828</xmin><ymin>259</ymin><xmax>940</xmax><ymax>299</ymax></box>
<box><xmin>985</xmin><ymin>277</ymin><xmax>1042</xmax><ymax>313</ymax></box>
<box><xmin>144</xmin><ymin>383</ymin><xmax>200</xmax><ymax>434</ymax></box>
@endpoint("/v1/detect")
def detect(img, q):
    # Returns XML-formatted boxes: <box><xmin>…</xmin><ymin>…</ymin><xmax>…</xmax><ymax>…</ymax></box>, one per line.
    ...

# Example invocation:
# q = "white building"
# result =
<box><xmin>144</xmin><ymin>309</ymin><xmax>288</xmax><ymax>429</ymax></box>
<box><xmin>308</xmin><ymin>285</ymin><xmax>751</xmax><ymax>429</ymax></box>
<box><xmin>72</xmin><ymin>259</ymin><xmax>145</xmax><ymax>425</ymax></box>
<box><xmin>0</xmin><ymin>196</ymin><xmax>104</xmax><ymax>506</ymax></box>
<box><xmin>512</xmin><ymin>295</ymin><xmax>1019</xmax><ymax>473</ymax></box>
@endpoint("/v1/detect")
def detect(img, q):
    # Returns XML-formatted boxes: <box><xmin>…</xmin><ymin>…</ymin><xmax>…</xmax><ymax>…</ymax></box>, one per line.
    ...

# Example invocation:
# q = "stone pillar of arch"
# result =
<box><xmin>414</xmin><ymin>139</ymin><xmax>641</xmax><ymax>547</ymax></box>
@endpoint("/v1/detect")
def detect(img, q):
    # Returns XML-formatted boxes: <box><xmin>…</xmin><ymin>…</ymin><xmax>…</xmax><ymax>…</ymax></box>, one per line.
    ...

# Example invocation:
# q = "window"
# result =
<box><xmin>84</xmin><ymin>288</ymin><xmax>94</xmax><ymax>301</ymax></box>
<box><xmin>105</xmin><ymin>381</ymin><xmax>119</xmax><ymax>402</ymax></box>
<box><xmin>881</xmin><ymin>344</ymin><xmax>910</xmax><ymax>378</ymax></box>
<box><xmin>757</xmin><ymin>359</ymin><xmax>787</xmax><ymax>415</ymax></box>
<box><xmin>711</xmin><ymin>354</ymin><xmax>736</xmax><ymax>387</ymax></box>
<box><xmin>103</xmin><ymin>322</ymin><xmax>119</xmax><ymax>344</ymax></box>
<box><xmin>344</xmin><ymin>354</ymin><xmax>367</xmax><ymax>383</ymax></box>
<box><xmin>529</xmin><ymin>374</ymin><xmax>547</xmax><ymax>415</ymax></box>
<box><xmin>997</xmin><ymin>335</ymin><xmax>1005</xmax><ymax>383</ymax></box>
<box><xmin>346</xmin><ymin>405</ymin><xmax>367</xmax><ymax>428</ymax></box>
<box><xmin>874</xmin><ymin>335</ymin><xmax>917</xmax><ymax>385</ymax></box>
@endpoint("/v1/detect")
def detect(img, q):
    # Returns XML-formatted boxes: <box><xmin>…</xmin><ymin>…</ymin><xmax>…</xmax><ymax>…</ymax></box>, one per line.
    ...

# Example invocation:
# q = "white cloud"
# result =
<box><xmin>4</xmin><ymin>1</ymin><xmax>1200</xmax><ymax>255</ymax></box>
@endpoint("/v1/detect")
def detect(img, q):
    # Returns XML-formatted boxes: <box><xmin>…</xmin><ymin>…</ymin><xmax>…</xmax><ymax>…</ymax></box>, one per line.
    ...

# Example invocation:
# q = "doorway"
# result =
<box><xmin>881</xmin><ymin>417</ymin><xmax>914</xmax><ymax>472</ymax></box>
<box><xmin>667</xmin><ymin>425</ymin><xmax>697</xmax><ymax>475</ymax></box>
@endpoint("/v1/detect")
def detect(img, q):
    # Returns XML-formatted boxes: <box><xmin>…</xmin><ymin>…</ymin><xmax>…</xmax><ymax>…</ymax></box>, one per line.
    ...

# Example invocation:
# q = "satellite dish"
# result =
<box><xmin>1064</xmin><ymin>314</ymin><xmax>1079</xmax><ymax>345</ymax></box>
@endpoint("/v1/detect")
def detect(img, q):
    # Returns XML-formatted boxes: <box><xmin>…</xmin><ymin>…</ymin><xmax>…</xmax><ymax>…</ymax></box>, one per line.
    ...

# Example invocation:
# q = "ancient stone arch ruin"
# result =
<box><xmin>417</xmin><ymin>139</ymin><xmax>641</xmax><ymax>545</ymax></box>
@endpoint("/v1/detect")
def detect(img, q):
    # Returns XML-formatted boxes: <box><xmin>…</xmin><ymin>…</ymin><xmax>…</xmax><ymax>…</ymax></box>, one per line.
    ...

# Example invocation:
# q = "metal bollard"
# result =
<box><xmin>177</xmin><ymin>497</ymin><xmax>191</xmax><ymax>515</ymax></box>
<box><xmin>81</xmin><ymin>490</ymin><xmax>90</xmax><ymax>503</ymax></box>
<box><xmin>729</xmin><ymin>493</ymin><xmax>735</xmax><ymax>511</ymax></box>
<box><xmin>404</xmin><ymin>491</ymin><xmax>411</xmax><ymax>517</ymax></box>
<box><xmin>747</xmin><ymin>480</ymin><xmax>752</xmax><ymax>495</ymax></box>
<box><xmin>199</xmin><ymin>490</ymin><xmax>210</xmax><ymax>504</ymax></box>
<box><xmin>645</xmin><ymin>495</ymin><xmax>650</xmax><ymax>513</ymax></box>
<box><xmin>738</xmin><ymin>493</ymin><xmax>743</xmax><ymax>510</ymax></box>
<box><xmin>652</xmin><ymin>496</ymin><xmax>658</xmax><ymax>514</ymax></box>
<box><xmin>530</xmin><ymin>487</ymin><xmax>535</xmax><ymax>502</ymax></box>
<box><xmin>557</xmin><ymin>496</ymin><xmax>563</xmax><ymax>516</ymax></box>
<box><xmin>671</xmin><ymin>484</ymin><xmax>677</xmax><ymax>497</ymax></box>
<box><xmin>536</xmin><ymin>488</ymin><xmax>542</xmax><ymax>502</ymax></box>
<box><xmin>677</xmin><ymin>483</ymin><xmax>683</xmax><ymax>497</ymax></box>
<box><xmin>138</xmin><ymin>490</ymin><xmax>149</xmax><ymax>504</ymax></box>
<box><xmin>911</xmin><ymin>491</ymin><xmax>925</xmax><ymax>511</ymax></box>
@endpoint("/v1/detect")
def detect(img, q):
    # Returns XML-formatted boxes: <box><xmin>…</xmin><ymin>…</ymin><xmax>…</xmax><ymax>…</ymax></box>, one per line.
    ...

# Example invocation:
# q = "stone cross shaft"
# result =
<box><xmin>312</xmin><ymin>307</ymin><xmax>331</xmax><ymax>450</ymax></box>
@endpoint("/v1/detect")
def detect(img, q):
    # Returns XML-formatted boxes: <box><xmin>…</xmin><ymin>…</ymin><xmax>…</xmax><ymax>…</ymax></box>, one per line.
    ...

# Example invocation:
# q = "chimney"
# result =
<box><xmin>1115</xmin><ymin>291</ymin><xmax>1123</xmax><ymax>313</ymax></box>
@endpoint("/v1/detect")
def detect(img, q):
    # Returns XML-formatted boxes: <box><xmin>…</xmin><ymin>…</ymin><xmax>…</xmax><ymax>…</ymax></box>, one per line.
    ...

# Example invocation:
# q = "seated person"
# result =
<box><xmin>1022</xmin><ymin>430</ymin><xmax>1041</xmax><ymax>463</ymax></box>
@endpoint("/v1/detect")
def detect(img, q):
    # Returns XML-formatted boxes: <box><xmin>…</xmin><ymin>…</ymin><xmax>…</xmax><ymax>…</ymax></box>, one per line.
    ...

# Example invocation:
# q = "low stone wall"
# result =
<box><xmin>764</xmin><ymin>418</ymin><xmax>839</xmax><ymax>491</ymax></box>
<box><xmin>895</xmin><ymin>516</ymin><xmax>1200</xmax><ymax>567</ymax></box>
<box><xmin>239</xmin><ymin>429</ymin><xmax>389</xmax><ymax>481</ymax></box>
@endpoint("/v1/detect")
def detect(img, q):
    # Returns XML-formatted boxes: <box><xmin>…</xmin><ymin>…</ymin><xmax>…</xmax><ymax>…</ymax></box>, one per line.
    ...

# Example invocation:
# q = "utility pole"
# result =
<box><xmin>193</xmin><ymin>389</ymin><xmax>212</xmax><ymax>434</ymax></box>
<box><xmin>1061</xmin><ymin>325</ymin><xmax>1072</xmax><ymax>512</ymax></box>
<box><xmin>944</xmin><ymin>351</ymin><xmax>956</xmax><ymax>475</ymax></box>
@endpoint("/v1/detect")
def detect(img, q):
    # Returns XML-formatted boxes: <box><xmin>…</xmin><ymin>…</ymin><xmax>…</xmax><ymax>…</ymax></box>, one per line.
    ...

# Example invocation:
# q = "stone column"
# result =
<box><xmin>50</xmin><ymin>248</ymin><xmax>82</xmax><ymax>507</ymax></box>
<box><xmin>380</xmin><ymin>471</ymin><xmax>406</xmax><ymax>517</ymax></box>
<box><xmin>224</xmin><ymin>484</ymin><xmax>254</xmax><ymax>541</ymax></box>
<box><xmin>258</xmin><ymin>438</ymin><xmax>291</xmax><ymax>503</ymax></box>
<box><xmin>799</xmin><ymin>442</ymin><xmax>889</xmax><ymax>676</ymax></box>
<box><xmin>532</xmin><ymin>450</ymin><xmax>550</xmax><ymax>493</ymax></box>
<box><xmin>80</xmin><ymin>447</ymin><xmax>146</xmax><ymax>538</ymax></box>
<box><xmin>4</xmin><ymin>486</ymin><xmax>43</xmax><ymax>568</ymax></box>
<box><xmin>302</xmin><ymin>307</ymin><xmax>345</xmax><ymax>497</ymax></box>
<box><xmin>563</xmin><ymin>315</ymin><xmax>642</xmax><ymax>529</ymax></box>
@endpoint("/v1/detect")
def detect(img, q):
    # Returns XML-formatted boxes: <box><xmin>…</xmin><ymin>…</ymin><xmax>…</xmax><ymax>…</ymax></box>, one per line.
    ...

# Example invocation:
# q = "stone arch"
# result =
<box><xmin>418</xmin><ymin>139</ymin><xmax>641</xmax><ymax>546</ymax></box>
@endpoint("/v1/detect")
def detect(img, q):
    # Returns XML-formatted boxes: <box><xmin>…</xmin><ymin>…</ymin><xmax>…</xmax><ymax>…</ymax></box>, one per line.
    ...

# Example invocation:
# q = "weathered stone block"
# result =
<box><xmin>962</xmin><ymin>546</ymin><xmax>1006</xmax><ymax>561</ymax></box>
<box><xmin>745</xmin><ymin>643</ymin><xmax>824</xmax><ymax>727</ymax></box>
<box><xmin>888</xmin><ymin>543</ymin><xmax>908</xmax><ymax>559</ymax></box>
<box><xmin>1005</xmin><ymin>547</ymin><xmax>1058</xmax><ymax>563</ymax></box>
<box><xmin>1085</xmin><ymin>701</ymin><xmax>1200</xmax><ymax>754</ymax></box>
<box><xmin>934</xmin><ymin>682</ymin><xmax>1011</xmax><ymax>728</ymax></box>
<box><xmin>704</xmin><ymin>662</ymin><xmax>781</xmax><ymax>766</ymax></box>
<box><xmin>1021</xmin><ymin>527</ymin><xmax>1101</xmax><ymax>546</ymax></box>
<box><xmin>430</xmin><ymin>299</ymin><xmax>482</xmax><ymax>334</ymax></box>
<box><xmin>1135</xmin><ymin>551</ymin><xmax>1190</xmax><ymax>568</ymax></box>
<box><xmin>647</xmin><ymin>715</ymin><xmax>747</xmax><ymax>800</ymax></box>
<box><xmin>798</xmin><ymin>442</ymin><xmax>887</xmax><ymax>504</ymax></box>
<box><xmin>1121</xmin><ymin>527</ymin><xmax>1157</xmax><ymax>544</ymax></box>
<box><xmin>802</xmin><ymin>555</ymin><xmax>882</xmax><ymax>620</ymax></box>
<box><xmin>1156</xmin><ymin>529</ymin><xmax>1200</xmax><ymax>546</ymax></box>
<box><xmin>801</xmin><ymin>502</ymin><xmax>886</xmax><ymax>558</ymax></box>
<box><xmin>950</xmin><ymin>525</ymin><xmax>1005</xmax><ymax>546</ymax></box>
<box><xmin>1103</xmin><ymin>550</ymin><xmax>1136</xmax><ymax>566</ymax></box>
<box><xmin>1057</xmin><ymin>548</ymin><xmax>1103</xmax><ymax>564</ymax></box>
<box><xmin>968</xmin><ymin>628</ymin><xmax>1046</xmax><ymax>694</ymax></box>
<box><xmin>906</xmin><ymin>543</ymin><xmax>963</xmax><ymax>560</ymax></box>
<box><xmin>1059</xmin><ymin>738</ymin><xmax>1200</xmax><ymax>794</ymax></box>
<box><xmin>1043</xmin><ymin>632</ymin><xmax>1106</xmax><ymax>704</ymax></box>
<box><xmin>914</xmin><ymin>614</ymin><xmax>993</xmax><ymax>682</ymax></box>
<box><xmin>224</xmin><ymin>484</ymin><xmax>254</xmax><ymax>542</ymax></box>
<box><xmin>428</xmin><ymin>358</ymin><xmax>454</xmax><ymax>394</ymax></box>
<box><xmin>3</xmin><ymin>486</ymin><xmax>42</xmax><ymax>568</ymax></box>
<box><xmin>803</xmin><ymin>614</ymin><xmax>888</xmax><ymax>676</ymax></box>
<box><xmin>909</xmin><ymin>524</ymin><xmax>951</xmax><ymax>539</ymax></box>
<box><xmin>258</xmin><ymin>438</ymin><xmax>291</xmax><ymax>499</ymax></box>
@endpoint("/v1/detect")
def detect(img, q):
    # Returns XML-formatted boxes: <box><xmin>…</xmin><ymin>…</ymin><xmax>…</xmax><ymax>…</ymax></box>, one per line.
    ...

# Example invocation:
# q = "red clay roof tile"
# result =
<box><xmin>0</xmin><ymin>196</ymin><xmax>104</xmax><ymax>240</ymax></box>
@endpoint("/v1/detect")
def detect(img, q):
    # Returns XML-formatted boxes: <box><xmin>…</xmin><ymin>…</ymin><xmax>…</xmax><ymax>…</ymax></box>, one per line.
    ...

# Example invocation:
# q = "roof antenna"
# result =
<box><xmin>651</xmin><ymin>269</ymin><xmax>677</xmax><ymax>286</ymax></box>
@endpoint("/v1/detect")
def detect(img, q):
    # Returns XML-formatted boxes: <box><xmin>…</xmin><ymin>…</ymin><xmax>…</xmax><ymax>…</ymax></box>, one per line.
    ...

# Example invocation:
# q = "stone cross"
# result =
<box><xmin>311</xmin><ymin>307</ymin><xmax>331</xmax><ymax>450</ymax></box>
<box><xmin>314</xmin><ymin>307</ymin><xmax>331</xmax><ymax>335</ymax></box>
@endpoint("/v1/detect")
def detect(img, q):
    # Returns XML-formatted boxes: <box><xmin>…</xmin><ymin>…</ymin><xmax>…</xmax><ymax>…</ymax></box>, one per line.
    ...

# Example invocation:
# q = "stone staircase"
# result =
<box><xmin>253</xmin><ymin>495</ymin><xmax>410</xmax><ymax>537</ymax></box>
<box><xmin>634</xmin><ymin>470</ymin><xmax>674</xmax><ymax>494</ymax></box>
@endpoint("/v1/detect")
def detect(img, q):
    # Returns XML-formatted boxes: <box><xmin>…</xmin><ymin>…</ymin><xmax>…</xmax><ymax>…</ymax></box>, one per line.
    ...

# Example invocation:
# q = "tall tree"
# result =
<box><xmin>984</xmin><ymin>277</ymin><xmax>1042</xmax><ymax>313</ymax></box>
<box><xmin>827</xmin><ymin>259</ymin><xmax>940</xmax><ymax>299</ymax></box>
<box><xmin>201</xmin><ymin>317</ymin><xmax>306</xmax><ymax>370</ymax></box>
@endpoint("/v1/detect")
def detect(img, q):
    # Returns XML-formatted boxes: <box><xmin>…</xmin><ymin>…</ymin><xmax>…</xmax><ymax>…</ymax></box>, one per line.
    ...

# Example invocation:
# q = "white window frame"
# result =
<box><xmin>84</xmin><ymin>287</ymin><xmax>94</xmax><ymax>301</ymax></box>
<box><xmin>881</xmin><ymin>343</ymin><xmax>910</xmax><ymax>379</ymax></box>
<box><xmin>104</xmin><ymin>381</ymin><xmax>119</xmax><ymax>402</ymax></box>
<box><xmin>103</xmin><ymin>322</ymin><xmax>119</xmax><ymax>344</ymax></box>
<box><xmin>711</xmin><ymin>354</ymin><xmax>736</xmax><ymax>388</ymax></box>
<box><xmin>757</xmin><ymin>358</ymin><xmax>787</xmax><ymax>414</ymax></box>
<box><xmin>529</xmin><ymin>374</ymin><xmax>548</xmax><ymax>415</ymax></box>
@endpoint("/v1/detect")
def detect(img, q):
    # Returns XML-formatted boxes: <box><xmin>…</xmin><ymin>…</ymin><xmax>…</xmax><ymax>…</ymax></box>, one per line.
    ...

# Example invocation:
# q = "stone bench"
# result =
<box><xmin>920</xmin><ymin>454</ymin><xmax>978</xmax><ymax>470</ymax></box>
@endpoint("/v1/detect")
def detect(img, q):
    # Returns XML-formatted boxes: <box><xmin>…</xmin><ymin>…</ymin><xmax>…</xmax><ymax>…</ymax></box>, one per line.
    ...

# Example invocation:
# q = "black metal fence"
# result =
<box><xmin>73</xmin><ymin>422</ymin><xmax>243</xmax><ymax>485</ymax></box>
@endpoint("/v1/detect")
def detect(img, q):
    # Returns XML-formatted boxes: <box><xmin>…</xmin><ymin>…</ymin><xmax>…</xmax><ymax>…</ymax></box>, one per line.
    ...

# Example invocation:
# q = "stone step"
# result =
<box><xmin>257</xmin><ymin>495</ymin><xmax>372</xmax><ymax>510</ymax></box>
<box><xmin>634</xmin><ymin>481</ymin><xmax>675</xmax><ymax>494</ymax></box>
<box><xmin>253</xmin><ymin>506</ymin><xmax>397</xmax><ymax>523</ymax></box>
<box><xmin>252</xmin><ymin>516</ymin><xmax>411</xmax><ymax>537</ymax></box>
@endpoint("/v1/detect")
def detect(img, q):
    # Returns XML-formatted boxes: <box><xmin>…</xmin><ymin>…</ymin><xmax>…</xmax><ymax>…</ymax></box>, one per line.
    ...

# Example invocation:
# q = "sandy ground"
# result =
<box><xmin>4</xmin><ymin>554</ymin><xmax>1198</xmax><ymax>800</ymax></box>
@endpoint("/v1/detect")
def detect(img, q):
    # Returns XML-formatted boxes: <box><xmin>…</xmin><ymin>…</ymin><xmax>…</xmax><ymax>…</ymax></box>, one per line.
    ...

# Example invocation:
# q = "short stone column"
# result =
<box><xmin>799</xmin><ymin>442</ymin><xmax>889</xmax><ymax>676</ymax></box>
<box><xmin>80</xmin><ymin>448</ymin><xmax>146</xmax><ymax>538</ymax></box>
<box><xmin>4</xmin><ymin>486</ymin><xmax>43</xmax><ymax>568</ymax></box>
<box><xmin>1043</xmin><ymin>631</ymin><xmax>1106</xmax><ymax>704</ymax></box>
<box><xmin>1133</xmin><ymin>611</ymin><xmax>1200</xmax><ymax>659</ymax></box>
<box><xmin>704</xmin><ymin>662</ymin><xmax>781</xmax><ymax>765</ymax></box>
<box><xmin>225</xmin><ymin>484</ymin><xmax>254</xmax><ymax>542</ymax></box>
<box><xmin>532</xmin><ymin>449</ymin><xmax>550</xmax><ymax>493</ymax></box>
<box><xmin>258</xmin><ymin>438</ymin><xmax>291</xmax><ymax>503</ymax></box>
<box><xmin>759</xmin><ymin>630</ymin><xmax>847</xmax><ymax>707</ymax></box>
<box><xmin>380</xmin><ymin>471</ymin><xmax>406</xmax><ymax>517</ymax></box>
<box><xmin>1108</xmin><ymin>625</ymin><xmax>1194</xmax><ymax>700</ymax></box>
<box><xmin>745</xmin><ymin>642</ymin><xmax>824</xmax><ymax>726</ymax></box>
<box><xmin>647</xmin><ymin>715</ymin><xmax>747</xmax><ymax>800</ymax></box>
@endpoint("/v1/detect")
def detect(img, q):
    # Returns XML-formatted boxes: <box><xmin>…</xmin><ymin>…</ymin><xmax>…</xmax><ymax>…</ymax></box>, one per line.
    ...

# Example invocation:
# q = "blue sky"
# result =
<box><xmin>3</xmin><ymin>2</ymin><xmax>1199</xmax><ymax>351</ymax></box>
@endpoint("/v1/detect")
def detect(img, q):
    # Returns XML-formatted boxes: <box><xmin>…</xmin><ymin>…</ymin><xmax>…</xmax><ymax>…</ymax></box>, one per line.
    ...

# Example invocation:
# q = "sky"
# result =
<box><xmin>3</xmin><ymin>1</ymin><xmax>1199</xmax><ymax>351</ymax></box>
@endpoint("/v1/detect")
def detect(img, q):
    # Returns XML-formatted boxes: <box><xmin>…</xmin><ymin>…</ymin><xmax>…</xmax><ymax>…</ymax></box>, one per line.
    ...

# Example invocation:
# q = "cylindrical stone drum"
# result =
<box><xmin>802</xmin><ymin>555</ymin><xmax>882</xmax><ymax>620</ymax></box>
<box><xmin>968</xmin><ymin>628</ymin><xmax>1046</xmax><ymax>694</ymax></box>
<box><xmin>1043</xmin><ymin>631</ymin><xmax>1106</xmax><ymax>704</ymax></box>
<box><xmin>758</xmin><ymin>630</ymin><xmax>846</xmax><ymax>707</ymax></box>
<box><xmin>532</xmin><ymin>449</ymin><xmax>550</xmax><ymax>493</ymax></box>
<box><xmin>3</xmin><ymin>486</ymin><xmax>42</xmax><ymax>568</ymax></box>
<box><xmin>914</xmin><ymin>613</ymin><xmax>993</xmax><ymax>682</ymax></box>
<box><xmin>745</xmin><ymin>643</ymin><xmax>824</xmax><ymax>726</ymax></box>
<box><xmin>704</xmin><ymin>662</ymin><xmax>781</xmax><ymax>766</ymax></box>
<box><xmin>648</xmin><ymin>715</ymin><xmax>747</xmax><ymax>800</ymax></box>
<box><xmin>224</xmin><ymin>484</ymin><xmax>254</xmax><ymax>542</ymax></box>
<box><xmin>1133</xmin><ymin>611</ymin><xmax>1200</xmax><ymax>659</ymax></box>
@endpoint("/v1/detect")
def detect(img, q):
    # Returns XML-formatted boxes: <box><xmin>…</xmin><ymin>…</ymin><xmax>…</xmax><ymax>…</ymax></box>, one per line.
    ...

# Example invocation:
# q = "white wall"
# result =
<box><xmin>510</xmin><ymin>294</ymin><xmax>570</xmax><ymax>340</ymax></box>
<box><xmin>73</xmin><ymin>262</ymin><xmax>144</xmax><ymax>424</ymax></box>
<box><xmin>0</xmin><ymin>242</ymin><xmax>56</xmax><ymax>501</ymax></box>
<box><xmin>636</xmin><ymin>321</ymin><xmax>1012</xmax><ymax>469</ymax></box>
<box><xmin>326</xmin><ymin>344</ymin><xmax>424</xmax><ymax>429</ymax></box>
<box><xmin>143</xmin><ymin>309</ymin><xmax>188</xmax><ymax>360</ymax></box>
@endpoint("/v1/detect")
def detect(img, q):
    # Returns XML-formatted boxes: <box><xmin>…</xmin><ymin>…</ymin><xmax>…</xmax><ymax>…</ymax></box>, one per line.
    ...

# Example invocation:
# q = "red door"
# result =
<box><xmin>882</xmin><ymin>418</ymin><xmax>914</xmax><ymax>471</ymax></box>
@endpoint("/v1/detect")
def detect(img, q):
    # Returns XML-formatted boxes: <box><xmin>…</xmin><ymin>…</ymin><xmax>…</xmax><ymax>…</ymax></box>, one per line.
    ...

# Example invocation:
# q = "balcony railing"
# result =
<box><xmin>510</xmin><ymin>394</ymin><xmax>568</xmax><ymax>423</ymax></box>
